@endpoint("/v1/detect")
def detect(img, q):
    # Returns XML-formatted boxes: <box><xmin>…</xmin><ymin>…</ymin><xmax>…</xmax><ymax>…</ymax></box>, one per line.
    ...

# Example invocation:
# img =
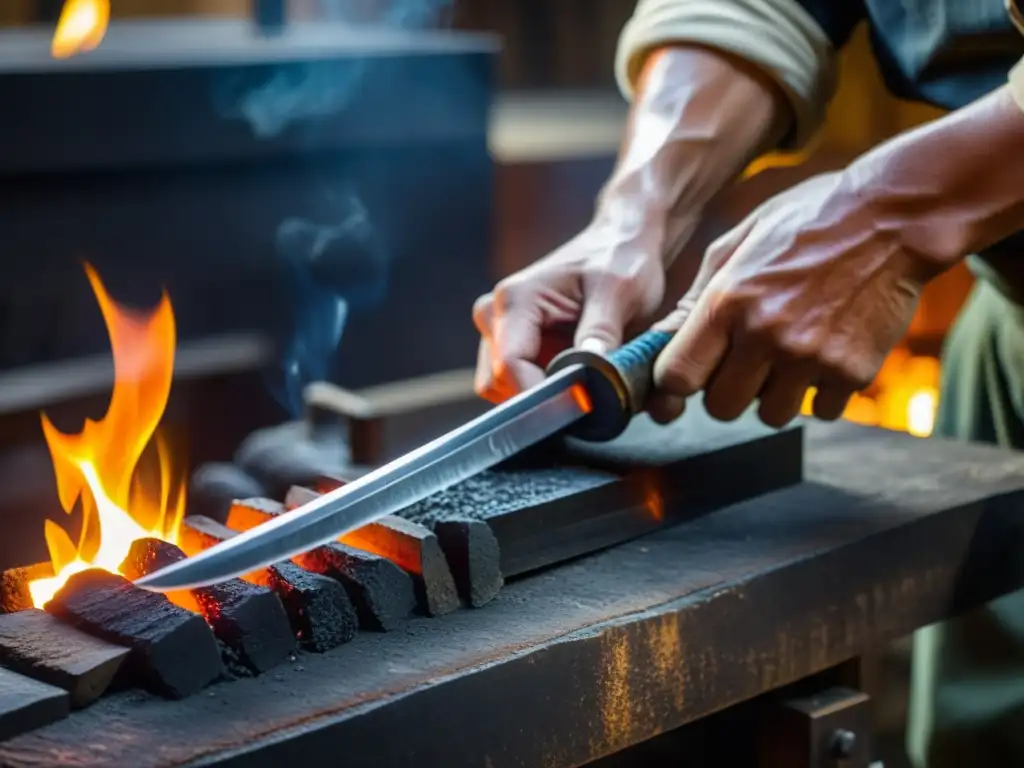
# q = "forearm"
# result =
<box><xmin>594</xmin><ymin>46</ymin><xmax>790</xmax><ymax>264</ymax></box>
<box><xmin>849</xmin><ymin>76</ymin><xmax>1024</xmax><ymax>267</ymax></box>
<box><xmin>599</xmin><ymin>0</ymin><xmax>845</xmax><ymax>267</ymax></box>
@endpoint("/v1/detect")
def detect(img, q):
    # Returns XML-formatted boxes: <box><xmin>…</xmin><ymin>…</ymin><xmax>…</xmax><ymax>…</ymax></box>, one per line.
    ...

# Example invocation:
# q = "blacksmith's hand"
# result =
<box><xmin>649</xmin><ymin>83</ymin><xmax>1024</xmax><ymax>428</ymax></box>
<box><xmin>472</xmin><ymin>223</ymin><xmax>666</xmax><ymax>403</ymax></box>
<box><xmin>473</xmin><ymin>46</ymin><xmax>791</xmax><ymax>403</ymax></box>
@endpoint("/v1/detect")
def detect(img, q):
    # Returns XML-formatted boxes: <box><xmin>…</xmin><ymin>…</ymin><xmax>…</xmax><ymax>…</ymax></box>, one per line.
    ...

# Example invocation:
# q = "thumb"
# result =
<box><xmin>573</xmin><ymin>275</ymin><xmax>637</xmax><ymax>355</ymax></box>
<box><xmin>650</xmin><ymin>222</ymin><xmax>750</xmax><ymax>396</ymax></box>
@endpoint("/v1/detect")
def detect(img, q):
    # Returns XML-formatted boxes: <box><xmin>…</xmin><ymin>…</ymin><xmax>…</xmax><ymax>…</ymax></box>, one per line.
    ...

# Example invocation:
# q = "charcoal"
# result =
<box><xmin>283</xmin><ymin>484</ymin><xmax>319</xmax><ymax>509</ymax></box>
<box><xmin>433</xmin><ymin>519</ymin><xmax>503</xmax><ymax>608</ymax></box>
<box><xmin>0</xmin><ymin>667</ymin><xmax>69</xmax><ymax>740</ymax></box>
<box><xmin>294</xmin><ymin>543</ymin><xmax>416</xmax><ymax>632</ymax></box>
<box><xmin>45</xmin><ymin>569</ymin><xmax>223</xmax><ymax>699</ymax></box>
<box><xmin>120</xmin><ymin>539</ymin><xmax>295</xmax><ymax>675</ymax></box>
<box><xmin>226</xmin><ymin>497</ymin><xmax>289</xmax><ymax>531</ymax></box>
<box><xmin>0</xmin><ymin>609</ymin><xmax>129</xmax><ymax>708</ymax></box>
<box><xmin>1</xmin><ymin>562</ymin><xmax>54</xmax><ymax>614</ymax></box>
<box><xmin>229</xmin><ymin>499</ymin><xmax>414</xmax><ymax>631</ymax></box>
<box><xmin>255</xmin><ymin>561</ymin><xmax>357</xmax><ymax>651</ymax></box>
<box><xmin>341</xmin><ymin>516</ymin><xmax>459</xmax><ymax>617</ymax></box>
<box><xmin>234</xmin><ymin>421</ymin><xmax>348</xmax><ymax>497</ymax></box>
<box><xmin>243</xmin><ymin>495</ymin><xmax>457</xmax><ymax>617</ymax></box>
<box><xmin>179</xmin><ymin>515</ymin><xmax>357</xmax><ymax>652</ymax></box>
<box><xmin>189</xmin><ymin>462</ymin><xmax>267</xmax><ymax>524</ymax></box>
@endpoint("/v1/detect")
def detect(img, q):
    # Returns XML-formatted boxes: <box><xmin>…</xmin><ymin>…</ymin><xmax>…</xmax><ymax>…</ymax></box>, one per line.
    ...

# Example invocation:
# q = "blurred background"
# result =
<box><xmin>0</xmin><ymin>3</ymin><xmax>975</xmax><ymax>764</ymax></box>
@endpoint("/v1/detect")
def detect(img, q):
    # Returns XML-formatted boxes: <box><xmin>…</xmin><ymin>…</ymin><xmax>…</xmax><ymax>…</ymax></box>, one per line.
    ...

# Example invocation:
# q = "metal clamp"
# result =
<box><xmin>757</xmin><ymin>686</ymin><xmax>873</xmax><ymax>768</ymax></box>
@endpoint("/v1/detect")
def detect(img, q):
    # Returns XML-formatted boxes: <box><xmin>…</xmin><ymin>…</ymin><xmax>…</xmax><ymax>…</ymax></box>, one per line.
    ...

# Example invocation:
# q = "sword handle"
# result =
<box><xmin>545</xmin><ymin>329</ymin><xmax>674</xmax><ymax>442</ymax></box>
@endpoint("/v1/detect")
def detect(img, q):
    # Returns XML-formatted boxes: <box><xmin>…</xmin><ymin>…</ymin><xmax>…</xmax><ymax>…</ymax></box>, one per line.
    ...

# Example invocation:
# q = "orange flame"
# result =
<box><xmin>28</xmin><ymin>265</ymin><xmax>185</xmax><ymax>607</ymax></box>
<box><xmin>51</xmin><ymin>0</ymin><xmax>110</xmax><ymax>59</ymax></box>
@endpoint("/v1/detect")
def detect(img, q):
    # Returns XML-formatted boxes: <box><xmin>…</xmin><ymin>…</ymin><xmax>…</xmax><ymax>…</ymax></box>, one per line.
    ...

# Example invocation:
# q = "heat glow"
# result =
<box><xmin>51</xmin><ymin>0</ymin><xmax>109</xmax><ymax>59</ymax></box>
<box><xmin>28</xmin><ymin>265</ymin><xmax>185</xmax><ymax>607</ymax></box>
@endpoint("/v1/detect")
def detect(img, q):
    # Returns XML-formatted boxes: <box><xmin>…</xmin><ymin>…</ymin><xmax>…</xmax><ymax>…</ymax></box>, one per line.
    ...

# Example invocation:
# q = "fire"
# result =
<box><xmin>28</xmin><ymin>265</ymin><xmax>185</xmax><ymax>607</ymax></box>
<box><xmin>51</xmin><ymin>0</ymin><xmax>110</xmax><ymax>59</ymax></box>
<box><xmin>800</xmin><ymin>349</ymin><xmax>939</xmax><ymax>437</ymax></box>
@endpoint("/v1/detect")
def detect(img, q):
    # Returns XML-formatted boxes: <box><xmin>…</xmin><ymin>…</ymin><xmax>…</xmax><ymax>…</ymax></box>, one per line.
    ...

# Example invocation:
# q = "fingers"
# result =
<box><xmin>811</xmin><ymin>377</ymin><xmax>854</xmax><ymax>421</ymax></box>
<box><xmin>573</xmin><ymin>274</ymin><xmax>634</xmax><ymax>354</ymax></box>
<box><xmin>653</xmin><ymin>277</ymin><xmax>733</xmax><ymax>402</ymax></box>
<box><xmin>473</xmin><ymin>290</ymin><xmax>546</xmax><ymax>403</ymax></box>
<box><xmin>703</xmin><ymin>343</ymin><xmax>772</xmax><ymax>422</ymax></box>
<box><xmin>756</xmin><ymin>363</ymin><xmax>817</xmax><ymax>427</ymax></box>
<box><xmin>647</xmin><ymin>392</ymin><xmax>686</xmax><ymax>424</ymax></box>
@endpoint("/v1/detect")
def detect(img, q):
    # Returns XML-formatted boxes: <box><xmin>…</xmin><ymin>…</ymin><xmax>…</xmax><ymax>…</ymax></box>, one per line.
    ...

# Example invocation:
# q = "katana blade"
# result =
<box><xmin>134</xmin><ymin>366</ymin><xmax>590</xmax><ymax>591</ymax></box>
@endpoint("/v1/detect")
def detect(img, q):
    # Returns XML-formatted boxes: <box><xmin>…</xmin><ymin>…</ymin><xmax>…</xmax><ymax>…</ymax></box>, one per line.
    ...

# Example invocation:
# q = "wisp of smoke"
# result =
<box><xmin>270</xmin><ymin>190</ymin><xmax>389</xmax><ymax>416</ymax></box>
<box><xmin>213</xmin><ymin>0</ymin><xmax>453</xmax><ymax>417</ymax></box>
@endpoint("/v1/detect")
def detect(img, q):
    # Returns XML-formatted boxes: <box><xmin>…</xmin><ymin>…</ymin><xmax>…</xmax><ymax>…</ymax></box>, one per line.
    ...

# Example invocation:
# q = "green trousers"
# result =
<box><xmin>907</xmin><ymin>279</ymin><xmax>1024</xmax><ymax>767</ymax></box>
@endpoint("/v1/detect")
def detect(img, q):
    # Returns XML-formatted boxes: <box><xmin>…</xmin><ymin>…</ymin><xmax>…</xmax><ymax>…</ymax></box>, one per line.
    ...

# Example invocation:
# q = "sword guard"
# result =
<box><xmin>546</xmin><ymin>330</ymin><xmax>673</xmax><ymax>442</ymax></box>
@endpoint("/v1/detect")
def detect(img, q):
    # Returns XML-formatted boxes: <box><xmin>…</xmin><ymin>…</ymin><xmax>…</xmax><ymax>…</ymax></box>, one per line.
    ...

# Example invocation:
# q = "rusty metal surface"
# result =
<box><xmin>4</xmin><ymin>422</ymin><xmax>1024</xmax><ymax>768</ymax></box>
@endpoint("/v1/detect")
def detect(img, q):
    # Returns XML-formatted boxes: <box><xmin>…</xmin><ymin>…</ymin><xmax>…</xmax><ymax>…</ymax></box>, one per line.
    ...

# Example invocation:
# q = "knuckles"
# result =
<box><xmin>472</xmin><ymin>293</ymin><xmax>495</xmax><ymax>333</ymax></box>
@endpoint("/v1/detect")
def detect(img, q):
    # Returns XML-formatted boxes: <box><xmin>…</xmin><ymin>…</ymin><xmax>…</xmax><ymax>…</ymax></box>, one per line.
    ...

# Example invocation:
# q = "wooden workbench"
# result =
<box><xmin>2</xmin><ymin>420</ymin><xmax>1024</xmax><ymax>768</ymax></box>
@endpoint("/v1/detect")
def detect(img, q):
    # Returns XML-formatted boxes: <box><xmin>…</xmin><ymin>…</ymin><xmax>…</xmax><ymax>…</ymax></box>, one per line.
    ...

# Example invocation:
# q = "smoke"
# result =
<box><xmin>212</xmin><ymin>0</ymin><xmax>454</xmax><ymax>417</ymax></box>
<box><xmin>213</xmin><ymin>0</ymin><xmax>454</xmax><ymax>140</ymax></box>
<box><xmin>270</xmin><ymin>189</ymin><xmax>389</xmax><ymax>417</ymax></box>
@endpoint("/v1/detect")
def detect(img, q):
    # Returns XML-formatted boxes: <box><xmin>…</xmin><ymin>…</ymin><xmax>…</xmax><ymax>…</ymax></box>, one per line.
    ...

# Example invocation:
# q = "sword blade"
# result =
<box><xmin>135</xmin><ymin>366</ymin><xmax>590</xmax><ymax>591</ymax></box>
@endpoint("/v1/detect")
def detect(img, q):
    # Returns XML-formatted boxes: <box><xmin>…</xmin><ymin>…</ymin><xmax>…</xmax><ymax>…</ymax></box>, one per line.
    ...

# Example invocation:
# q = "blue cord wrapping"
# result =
<box><xmin>607</xmin><ymin>330</ymin><xmax>673</xmax><ymax>374</ymax></box>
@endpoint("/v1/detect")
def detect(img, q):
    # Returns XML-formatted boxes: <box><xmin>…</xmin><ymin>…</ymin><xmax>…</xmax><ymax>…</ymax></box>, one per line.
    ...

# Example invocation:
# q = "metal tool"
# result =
<box><xmin>134</xmin><ymin>330</ymin><xmax>673</xmax><ymax>591</ymax></box>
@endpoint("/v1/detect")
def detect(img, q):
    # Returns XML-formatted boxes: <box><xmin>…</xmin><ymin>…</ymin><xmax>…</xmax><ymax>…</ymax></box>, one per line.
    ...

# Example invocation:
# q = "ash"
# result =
<box><xmin>397</xmin><ymin>467</ymin><xmax>612</xmax><ymax>527</ymax></box>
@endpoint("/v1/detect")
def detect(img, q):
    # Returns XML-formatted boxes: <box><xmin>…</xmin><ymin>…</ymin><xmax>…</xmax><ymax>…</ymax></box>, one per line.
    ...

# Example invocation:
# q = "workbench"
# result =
<box><xmin>3</xmin><ymin>420</ymin><xmax>1023</xmax><ymax>768</ymax></box>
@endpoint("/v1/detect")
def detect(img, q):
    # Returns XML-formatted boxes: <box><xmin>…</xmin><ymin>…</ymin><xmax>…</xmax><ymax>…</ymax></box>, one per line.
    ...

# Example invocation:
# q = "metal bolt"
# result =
<box><xmin>830</xmin><ymin>729</ymin><xmax>857</xmax><ymax>759</ymax></box>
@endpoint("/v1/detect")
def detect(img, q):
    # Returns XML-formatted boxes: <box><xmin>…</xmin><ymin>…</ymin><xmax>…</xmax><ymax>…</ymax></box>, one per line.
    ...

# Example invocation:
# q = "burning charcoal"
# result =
<box><xmin>432</xmin><ymin>519</ymin><xmax>503</xmax><ymax>608</ymax></box>
<box><xmin>226</xmin><ymin>497</ymin><xmax>288</xmax><ymax>531</ymax></box>
<box><xmin>0</xmin><ymin>609</ymin><xmax>129</xmax><ymax>708</ymax></box>
<box><xmin>228</xmin><ymin>498</ymin><xmax>414</xmax><ymax>630</ymax></box>
<box><xmin>229</xmin><ymin>497</ymin><xmax>448</xmax><ymax>618</ymax></box>
<box><xmin>189</xmin><ymin>462</ymin><xmax>267</xmax><ymax>524</ymax></box>
<box><xmin>1</xmin><ymin>562</ymin><xmax>54</xmax><ymax>614</ymax></box>
<box><xmin>45</xmin><ymin>569</ymin><xmax>224</xmax><ymax>699</ymax></box>
<box><xmin>293</xmin><ymin>543</ymin><xmax>415</xmax><ymax>632</ymax></box>
<box><xmin>286</xmin><ymin>486</ymin><xmax>499</xmax><ymax>609</ymax></box>
<box><xmin>234</xmin><ymin>421</ymin><xmax>349</xmax><ymax>498</ymax></box>
<box><xmin>341</xmin><ymin>516</ymin><xmax>459</xmax><ymax>617</ymax></box>
<box><xmin>255</xmin><ymin>560</ymin><xmax>357</xmax><ymax>652</ymax></box>
<box><xmin>179</xmin><ymin>516</ymin><xmax>357</xmax><ymax>652</ymax></box>
<box><xmin>284</xmin><ymin>484</ymin><xmax>319</xmax><ymax>509</ymax></box>
<box><xmin>0</xmin><ymin>667</ymin><xmax>69</xmax><ymax>741</ymax></box>
<box><xmin>315</xmin><ymin>471</ymin><xmax>367</xmax><ymax>492</ymax></box>
<box><xmin>120</xmin><ymin>539</ymin><xmax>296</xmax><ymax>676</ymax></box>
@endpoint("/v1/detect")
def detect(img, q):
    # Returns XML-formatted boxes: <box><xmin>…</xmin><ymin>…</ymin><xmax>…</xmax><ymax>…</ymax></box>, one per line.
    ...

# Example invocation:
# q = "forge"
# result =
<box><xmin>0</xmin><ymin>12</ymin><xmax>496</xmax><ymax>573</ymax></box>
<box><xmin>1</xmin><ymin>7</ymin><xmax>1021</xmax><ymax>768</ymax></box>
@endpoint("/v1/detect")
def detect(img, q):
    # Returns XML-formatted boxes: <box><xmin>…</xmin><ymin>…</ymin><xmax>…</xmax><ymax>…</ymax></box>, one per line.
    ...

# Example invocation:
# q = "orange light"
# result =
<box><xmin>569</xmin><ymin>383</ymin><xmax>593</xmax><ymax>415</ymax></box>
<box><xmin>51</xmin><ymin>0</ymin><xmax>110</xmax><ymax>59</ymax></box>
<box><xmin>907</xmin><ymin>388</ymin><xmax>938</xmax><ymax>437</ymax></box>
<box><xmin>28</xmin><ymin>264</ymin><xmax>185</xmax><ymax>607</ymax></box>
<box><xmin>799</xmin><ymin>352</ymin><xmax>939</xmax><ymax>436</ymax></box>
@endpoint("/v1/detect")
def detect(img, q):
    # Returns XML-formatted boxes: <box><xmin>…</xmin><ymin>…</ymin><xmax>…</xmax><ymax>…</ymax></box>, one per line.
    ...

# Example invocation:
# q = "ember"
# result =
<box><xmin>51</xmin><ymin>0</ymin><xmax>109</xmax><ymax>59</ymax></box>
<box><xmin>28</xmin><ymin>265</ymin><xmax>185</xmax><ymax>607</ymax></box>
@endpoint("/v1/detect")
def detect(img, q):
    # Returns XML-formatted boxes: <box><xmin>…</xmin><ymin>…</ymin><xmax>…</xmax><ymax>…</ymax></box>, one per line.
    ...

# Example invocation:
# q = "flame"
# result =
<box><xmin>51</xmin><ymin>0</ymin><xmax>110</xmax><ymax>59</ymax></box>
<box><xmin>799</xmin><ymin>351</ymin><xmax>939</xmax><ymax>437</ymax></box>
<box><xmin>907</xmin><ymin>388</ymin><xmax>937</xmax><ymax>437</ymax></box>
<box><xmin>28</xmin><ymin>264</ymin><xmax>185</xmax><ymax>607</ymax></box>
